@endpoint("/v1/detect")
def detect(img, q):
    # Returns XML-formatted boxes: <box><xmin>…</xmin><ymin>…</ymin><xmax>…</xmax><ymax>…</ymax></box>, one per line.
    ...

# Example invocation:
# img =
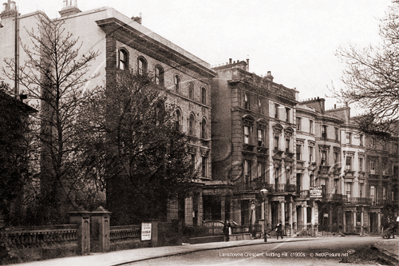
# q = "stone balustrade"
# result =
<box><xmin>0</xmin><ymin>225</ymin><xmax>78</xmax><ymax>249</ymax></box>
<box><xmin>110</xmin><ymin>225</ymin><xmax>141</xmax><ymax>244</ymax></box>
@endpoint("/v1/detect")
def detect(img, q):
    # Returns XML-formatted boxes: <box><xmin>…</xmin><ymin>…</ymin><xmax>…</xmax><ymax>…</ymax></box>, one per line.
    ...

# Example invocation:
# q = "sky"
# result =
<box><xmin>8</xmin><ymin>0</ymin><xmax>394</xmax><ymax>112</ymax></box>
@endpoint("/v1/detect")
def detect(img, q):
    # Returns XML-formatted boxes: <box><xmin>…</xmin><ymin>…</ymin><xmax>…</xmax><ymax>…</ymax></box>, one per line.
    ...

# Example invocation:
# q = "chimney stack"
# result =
<box><xmin>265</xmin><ymin>71</ymin><xmax>274</xmax><ymax>82</ymax></box>
<box><xmin>132</xmin><ymin>13</ymin><xmax>142</xmax><ymax>24</ymax></box>
<box><xmin>59</xmin><ymin>0</ymin><xmax>81</xmax><ymax>17</ymax></box>
<box><xmin>1</xmin><ymin>0</ymin><xmax>18</xmax><ymax>19</ymax></box>
<box><xmin>229</xmin><ymin>58</ymin><xmax>232</xmax><ymax>64</ymax></box>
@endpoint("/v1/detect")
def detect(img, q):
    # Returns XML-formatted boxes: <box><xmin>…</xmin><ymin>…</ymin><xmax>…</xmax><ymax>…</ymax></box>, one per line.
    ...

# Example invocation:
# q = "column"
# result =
<box><xmin>343</xmin><ymin>211</ymin><xmax>346</xmax><ymax>233</ymax></box>
<box><xmin>303</xmin><ymin>206</ymin><xmax>307</xmax><ymax>230</ymax></box>
<box><xmin>361</xmin><ymin>210</ymin><xmax>364</xmax><ymax>236</ymax></box>
<box><xmin>353</xmin><ymin>211</ymin><xmax>356</xmax><ymax>233</ymax></box>
<box><xmin>329</xmin><ymin>206</ymin><xmax>333</xmax><ymax>232</ymax></box>
<box><xmin>221</xmin><ymin>196</ymin><xmax>226</xmax><ymax>222</ymax></box>
<box><xmin>267</xmin><ymin>201</ymin><xmax>272</xmax><ymax>230</ymax></box>
<box><xmin>69</xmin><ymin>210</ymin><xmax>91</xmax><ymax>255</ymax></box>
<box><xmin>197</xmin><ymin>191</ymin><xmax>203</xmax><ymax>225</ymax></box>
<box><xmin>234</xmin><ymin>199</ymin><xmax>241</xmax><ymax>225</ymax></box>
<box><xmin>293</xmin><ymin>204</ymin><xmax>297</xmax><ymax>232</ymax></box>
<box><xmin>311</xmin><ymin>203</ymin><xmax>315</xmax><ymax>232</ymax></box>
<box><xmin>185</xmin><ymin>194</ymin><xmax>193</xmax><ymax>226</ymax></box>
<box><xmin>289</xmin><ymin>201</ymin><xmax>293</xmax><ymax>236</ymax></box>
<box><xmin>377</xmin><ymin>212</ymin><xmax>381</xmax><ymax>234</ymax></box>
<box><xmin>280</xmin><ymin>201</ymin><xmax>285</xmax><ymax>232</ymax></box>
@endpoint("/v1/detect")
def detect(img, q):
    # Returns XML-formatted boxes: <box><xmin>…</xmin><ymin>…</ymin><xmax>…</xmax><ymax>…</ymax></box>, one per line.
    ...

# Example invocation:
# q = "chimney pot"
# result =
<box><xmin>10</xmin><ymin>1</ymin><xmax>15</xmax><ymax>10</ymax></box>
<box><xmin>2</xmin><ymin>2</ymin><xmax>7</xmax><ymax>11</ymax></box>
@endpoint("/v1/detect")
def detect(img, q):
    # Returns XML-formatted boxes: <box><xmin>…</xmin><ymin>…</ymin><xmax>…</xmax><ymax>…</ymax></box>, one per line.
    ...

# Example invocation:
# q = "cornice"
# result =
<box><xmin>96</xmin><ymin>18</ymin><xmax>216</xmax><ymax>79</ymax></box>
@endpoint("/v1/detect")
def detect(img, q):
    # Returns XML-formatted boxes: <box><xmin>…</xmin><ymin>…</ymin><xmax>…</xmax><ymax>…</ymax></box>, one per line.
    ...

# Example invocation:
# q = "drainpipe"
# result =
<box><xmin>14</xmin><ymin>4</ymin><xmax>19</xmax><ymax>98</ymax></box>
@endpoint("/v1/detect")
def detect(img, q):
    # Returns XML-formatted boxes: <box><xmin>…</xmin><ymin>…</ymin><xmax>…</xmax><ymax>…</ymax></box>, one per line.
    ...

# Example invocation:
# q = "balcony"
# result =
<box><xmin>242</xmin><ymin>144</ymin><xmax>255</xmax><ymax>153</ymax></box>
<box><xmin>286</xmin><ymin>184</ymin><xmax>296</xmax><ymax>192</ymax></box>
<box><xmin>358</xmin><ymin>171</ymin><xmax>366</xmax><ymax>179</ymax></box>
<box><xmin>333</xmin><ymin>167</ymin><xmax>341</xmax><ymax>176</ymax></box>
<box><xmin>236</xmin><ymin>181</ymin><xmax>256</xmax><ymax>192</ymax></box>
<box><xmin>322</xmin><ymin>193</ymin><xmax>345</xmax><ymax>202</ymax></box>
<box><xmin>319</xmin><ymin>165</ymin><xmax>330</xmax><ymax>175</ymax></box>
<box><xmin>343</xmin><ymin>197</ymin><xmax>372</xmax><ymax>205</ymax></box>
<box><xmin>296</xmin><ymin>160</ymin><xmax>305</xmax><ymax>170</ymax></box>
<box><xmin>274</xmin><ymin>183</ymin><xmax>284</xmax><ymax>193</ymax></box>
<box><xmin>344</xmin><ymin>170</ymin><xmax>356</xmax><ymax>178</ymax></box>
<box><xmin>257</xmin><ymin>146</ymin><xmax>268</xmax><ymax>155</ymax></box>
<box><xmin>300</xmin><ymin>190</ymin><xmax>309</xmax><ymax>199</ymax></box>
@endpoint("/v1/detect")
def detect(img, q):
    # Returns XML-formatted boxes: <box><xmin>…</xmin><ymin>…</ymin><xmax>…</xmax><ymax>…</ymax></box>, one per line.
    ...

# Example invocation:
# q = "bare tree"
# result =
<box><xmin>83</xmin><ymin>71</ymin><xmax>197</xmax><ymax>225</ymax></box>
<box><xmin>3</xmin><ymin>14</ymin><xmax>101</xmax><ymax>224</ymax></box>
<box><xmin>332</xmin><ymin>2</ymin><xmax>399</xmax><ymax>136</ymax></box>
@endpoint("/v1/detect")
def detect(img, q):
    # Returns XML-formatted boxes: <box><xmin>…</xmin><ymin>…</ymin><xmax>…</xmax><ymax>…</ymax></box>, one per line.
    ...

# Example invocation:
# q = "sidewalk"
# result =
<box><xmin>373</xmin><ymin>238</ymin><xmax>399</xmax><ymax>264</ymax></box>
<box><xmin>12</xmin><ymin>237</ymin><xmax>316</xmax><ymax>266</ymax></box>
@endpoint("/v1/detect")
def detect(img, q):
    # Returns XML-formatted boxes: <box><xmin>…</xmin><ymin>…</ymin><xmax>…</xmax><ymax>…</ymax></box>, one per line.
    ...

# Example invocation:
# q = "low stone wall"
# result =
<box><xmin>0</xmin><ymin>225</ymin><xmax>79</xmax><ymax>264</ymax></box>
<box><xmin>109</xmin><ymin>225</ymin><xmax>151</xmax><ymax>251</ymax></box>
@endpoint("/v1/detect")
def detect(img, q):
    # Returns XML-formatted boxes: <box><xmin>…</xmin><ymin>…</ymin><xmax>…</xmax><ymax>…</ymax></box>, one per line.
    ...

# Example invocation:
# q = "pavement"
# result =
<box><xmin>12</xmin><ymin>237</ymin><xmax>315</xmax><ymax>266</ymax></box>
<box><xmin>10</xmin><ymin>236</ymin><xmax>398</xmax><ymax>266</ymax></box>
<box><xmin>372</xmin><ymin>238</ymin><xmax>399</xmax><ymax>265</ymax></box>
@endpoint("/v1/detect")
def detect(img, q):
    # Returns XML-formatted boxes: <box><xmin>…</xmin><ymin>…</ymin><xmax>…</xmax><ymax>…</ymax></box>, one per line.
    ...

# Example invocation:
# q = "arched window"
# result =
<box><xmin>174</xmin><ymin>75</ymin><xmax>180</xmax><ymax>92</ymax></box>
<box><xmin>175</xmin><ymin>109</ymin><xmax>182</xmax><ymax>130</ymax></box>
<box><xmin>201</xmin><ymin>118</ymin><xmax>207</xmax><ymax>139</ymax></box>
<box><xmin>138</xmin><ymin>57</ymin><xmax>147</xmax><ymax>75</ymax></box>
<box><xmin>118</xmin><ymin>49</ymin><xmax>128</xmax><ymax>70</ymax></box>
<box><xmin>189</xmin><ymin>113</ymin><xmax>195</xmax><ymax>136</ymax></box>
<box><xmin>201</xmin><ymin>87</ymin><xmax>206</xmax><ymax>105</ymax></box>
<box><xmin>189</xmin><ymin>82</ymin><xmax>194</xmax><ymax>100</ymax></box>
<box><xmin>155</xmin><ymin>65</ymin><xmax>164</xmax><ymax>86</ymax></box>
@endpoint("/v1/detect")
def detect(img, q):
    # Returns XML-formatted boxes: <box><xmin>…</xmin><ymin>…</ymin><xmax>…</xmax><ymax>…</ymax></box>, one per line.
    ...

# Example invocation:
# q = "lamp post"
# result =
<box><xmin>260</xmin><ymin>188</ymin><xmax>268</xmax><ymax>242</ymax></box>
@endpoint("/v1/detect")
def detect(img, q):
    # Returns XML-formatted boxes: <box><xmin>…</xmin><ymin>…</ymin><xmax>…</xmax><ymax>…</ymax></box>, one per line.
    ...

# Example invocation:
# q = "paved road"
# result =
<box><xmin>126</xmin><ymin>237</ymin><xmax>389</xmax><ymax>266</ymax></box>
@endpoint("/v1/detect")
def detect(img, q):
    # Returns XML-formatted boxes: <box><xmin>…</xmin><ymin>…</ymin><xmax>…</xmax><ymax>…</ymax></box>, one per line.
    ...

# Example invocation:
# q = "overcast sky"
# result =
<box><xmin>11</xmin><ymin>0</ymin><xmax>393</xmax><ymax>111</ymax></box>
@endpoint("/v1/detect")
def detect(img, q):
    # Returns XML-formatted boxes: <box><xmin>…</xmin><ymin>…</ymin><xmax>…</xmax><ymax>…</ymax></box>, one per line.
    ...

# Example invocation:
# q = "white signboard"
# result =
<box><xmin>141</xmin><ymin>223</ymin><xmax>152</xmax><ymax>241</ymax></box>
<box><xmin>310</xmin><ymin>187</ymin><xmax>322</xmax><ymax>198</ymax></box>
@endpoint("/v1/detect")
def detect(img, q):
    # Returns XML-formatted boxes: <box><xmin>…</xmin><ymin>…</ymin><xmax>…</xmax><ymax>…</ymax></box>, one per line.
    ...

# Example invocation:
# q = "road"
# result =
<box><xmin>126</xmin><ymin>237</ymin><xmax>390</xmax><ymax>266</ymax></box>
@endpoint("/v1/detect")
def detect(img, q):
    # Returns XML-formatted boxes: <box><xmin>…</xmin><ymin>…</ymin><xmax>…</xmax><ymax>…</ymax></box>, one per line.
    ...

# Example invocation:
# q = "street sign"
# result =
<box><xmin>141</xmin><ymin>223</ymin><xmax>152</xmax><ymax>241</ymax></box>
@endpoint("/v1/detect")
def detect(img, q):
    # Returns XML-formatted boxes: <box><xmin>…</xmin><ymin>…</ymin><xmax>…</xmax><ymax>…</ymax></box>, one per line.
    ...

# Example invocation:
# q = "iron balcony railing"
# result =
<box><xmin>343</xmin><ymin>197</ymin><xmax>372</xmax><ymax>205</ymax></box>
